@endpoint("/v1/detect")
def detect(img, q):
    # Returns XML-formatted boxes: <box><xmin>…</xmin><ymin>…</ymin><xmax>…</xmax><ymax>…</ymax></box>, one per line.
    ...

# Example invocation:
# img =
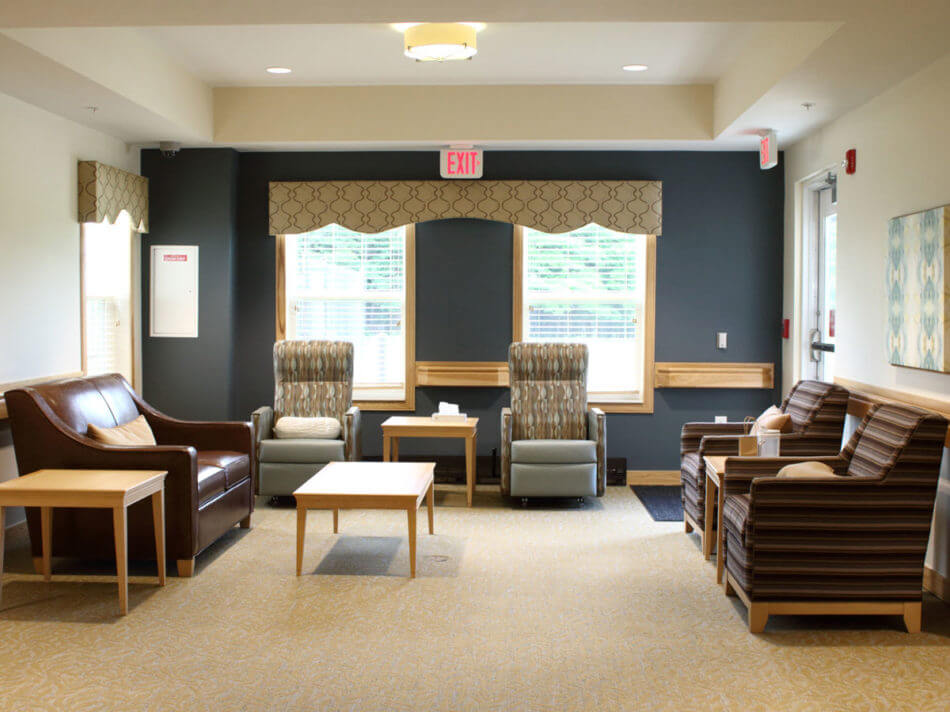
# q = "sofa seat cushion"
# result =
<box><xmin>722</xmin><ymin>494</ymin><xmax>752</xmax><ymax>547</ymax></box>
<box><xmin>259</xmin><ymin>438</ymin><xmax>344</xmax><ymax>464</ymax></box>
<box><xmin>511</xmin><ymin>439</ymin><xmax>596</xmax><ymax>464</ymax></box>
<box><xmin>197</xmin><ymin>463</ymin><xmax>228</xmax><ymax>504</ymax></box>
<box><xmin>198</xmin><ymin>451</ymin><xmax>250</xmax><ymax>489</ymax></box>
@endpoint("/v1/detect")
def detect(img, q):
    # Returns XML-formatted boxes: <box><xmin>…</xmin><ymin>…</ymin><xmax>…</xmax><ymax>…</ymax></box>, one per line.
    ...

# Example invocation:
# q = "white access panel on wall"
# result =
<box><xmin>150</xmin><ymin>245</ymin><xmax>199</xmax><ymax>338</ymax></box>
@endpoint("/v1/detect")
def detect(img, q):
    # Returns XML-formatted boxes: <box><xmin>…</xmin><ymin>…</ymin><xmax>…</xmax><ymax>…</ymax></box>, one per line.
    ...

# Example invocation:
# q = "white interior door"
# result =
<box><xmin>803</xmin><ymin>180</ymin><xmax>838</xmax><ymax>381</ymax></box>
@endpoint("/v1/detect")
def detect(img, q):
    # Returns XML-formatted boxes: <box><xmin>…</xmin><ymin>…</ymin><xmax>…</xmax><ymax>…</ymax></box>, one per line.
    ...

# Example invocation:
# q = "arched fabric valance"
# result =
<box><xmin>269</xmin><ymin>179</ymin><xmax>662</xmax><ymax>235</ymax></box>
<box><xmin>78</xmin><ymin>161</ymin><xmax>149</xmax><ymax>233</ymax></box>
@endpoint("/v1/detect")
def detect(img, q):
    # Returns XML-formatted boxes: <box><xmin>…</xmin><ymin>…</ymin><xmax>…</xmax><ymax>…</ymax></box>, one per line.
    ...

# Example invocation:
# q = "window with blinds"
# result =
<box><xmin>81</xmin><ymin>212</ymin><xmax>134</xmax><ymax>383</ymax></box>
<box><xmin>285</xmin><ymin>224</ymin><xmax>408</xmax><ymax>400</ymax></box>
<box><xmin>521</xmin><ymin>224</ymin><xmax>647</xmax><ymax>402</ymax></box>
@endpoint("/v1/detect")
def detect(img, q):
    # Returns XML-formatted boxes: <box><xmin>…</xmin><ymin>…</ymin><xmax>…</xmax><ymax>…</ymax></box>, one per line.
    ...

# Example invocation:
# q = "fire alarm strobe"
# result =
<box><xmin>845</xmin><ymin>148</ymin><xmax>857</xmax><ymax>175</ymax></box>
<box><xmin>759</xmin><ymin>130</ymin><xmax>778</xmax><ymax>170</ymax></box>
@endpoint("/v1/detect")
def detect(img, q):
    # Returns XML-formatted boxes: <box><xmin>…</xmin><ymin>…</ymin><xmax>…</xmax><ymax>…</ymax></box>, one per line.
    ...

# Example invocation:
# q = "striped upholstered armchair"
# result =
<box><xmin>252</xmin><ymin>341</ymin><xmax>361</xmax><ymax>496</ymax></box>
<box><xmin>500</xmin><ymin>343</ymin><xmax>606</xmax><ymax>502</ymax></box>
<box><xmin>720</xmin><ymin>402</ymin><xmax>947</xmax><ymax>633</ymax></box>
<box><xmin>680</xmin><ymin>380</ymin><xmax>849</xmax><ymax>537</ymax></box>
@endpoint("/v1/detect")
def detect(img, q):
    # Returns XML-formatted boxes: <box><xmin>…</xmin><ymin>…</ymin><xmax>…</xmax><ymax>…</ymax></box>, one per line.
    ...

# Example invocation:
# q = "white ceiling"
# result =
<box><xmin>139</xmin><ymin>22</ymin><xmax>767</xmax><ymax>87</ymax></box>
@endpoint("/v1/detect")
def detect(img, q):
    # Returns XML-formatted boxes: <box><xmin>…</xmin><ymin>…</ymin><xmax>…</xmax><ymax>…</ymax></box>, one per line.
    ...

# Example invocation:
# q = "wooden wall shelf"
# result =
<box><xmin>654</xmin><ymin>362</ymin><xmax>774</xmax><ymax>389</ymax></box>
<box><xmin>415</xmin><ymin>361</ymin><xmax>509</xmax><ymax>388</ymax></box>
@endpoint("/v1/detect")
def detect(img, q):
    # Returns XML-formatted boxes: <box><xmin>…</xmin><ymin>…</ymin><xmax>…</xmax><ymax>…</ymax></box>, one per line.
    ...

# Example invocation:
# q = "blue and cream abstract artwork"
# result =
<box><xmin>886</xmin><ymin>205</ymin><xmax>949</xmax><ymax>372</ymax></box>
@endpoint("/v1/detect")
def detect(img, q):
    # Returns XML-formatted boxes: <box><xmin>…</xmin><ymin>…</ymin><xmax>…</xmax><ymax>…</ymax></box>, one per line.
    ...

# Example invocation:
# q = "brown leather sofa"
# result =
<box><xmin>5</xmin><ymin>374</ymin><xmax>254</xmax><ymax>577</ymax></box>
<box><xmin>720</xmin><ymin>402</ymin><xmax>948</xmax><ymax>633</ymax></box>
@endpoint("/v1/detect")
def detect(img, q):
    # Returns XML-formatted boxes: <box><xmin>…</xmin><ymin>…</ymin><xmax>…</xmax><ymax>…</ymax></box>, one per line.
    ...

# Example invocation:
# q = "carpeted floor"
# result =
<box><xmin>1</xmin><ymin>486</ymin><xmax>948</xmax><ymax>711</ymax></box>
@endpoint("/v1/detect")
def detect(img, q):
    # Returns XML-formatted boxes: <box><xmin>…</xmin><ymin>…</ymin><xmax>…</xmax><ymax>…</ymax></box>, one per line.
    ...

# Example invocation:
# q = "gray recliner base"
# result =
<box><xmin>510</xmin><ymin>462</ymin><xmax>597</xmax><ymax>497</ymax></box>
<box><xmin>258</xmin><ymin>462</ymin><xmax>331</xmax><ymax>496</ymax></box>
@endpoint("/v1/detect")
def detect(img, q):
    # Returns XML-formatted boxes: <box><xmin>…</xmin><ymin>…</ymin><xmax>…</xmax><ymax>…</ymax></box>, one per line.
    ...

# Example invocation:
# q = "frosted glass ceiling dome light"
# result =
<box><xmin>404</xmin><ymin>23</ymin><xmax>478</xmax><ymax>62</ymax></box>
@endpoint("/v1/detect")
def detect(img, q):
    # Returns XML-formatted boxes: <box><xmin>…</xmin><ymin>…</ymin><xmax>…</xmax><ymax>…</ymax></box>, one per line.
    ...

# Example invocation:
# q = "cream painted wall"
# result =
<box><xmin>783</xmin><ymin>50</ymin><xmax>950</xmax><ymax>579</ymax></box>
<box><xmin>0</xmin><ymin>91</ymin><xmax>138</xmax><ymax>525</ymax></box>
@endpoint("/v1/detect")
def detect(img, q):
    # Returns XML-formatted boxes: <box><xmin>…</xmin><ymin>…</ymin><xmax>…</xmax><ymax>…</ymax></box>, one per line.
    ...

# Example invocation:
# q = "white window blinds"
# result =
<box><xmin>521</xmin><ymin>224</ymin><xmax>647</xmax><ymax>401</ymax></box>
<box><xmin>285</xmin><ymin>224</ymin><xmax>407</xmax><ymax>399</ymax></box>
<box><xmin>82</xmin><ymin>213</ymin><xmax>133</xmax><ymax>383</ymax></box>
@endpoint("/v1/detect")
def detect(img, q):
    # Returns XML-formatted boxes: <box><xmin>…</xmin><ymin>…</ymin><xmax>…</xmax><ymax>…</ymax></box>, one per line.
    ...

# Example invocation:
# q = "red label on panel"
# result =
<box><xmin>163</xmin><ymin>254</ymin><xmax>188</xmax><ymax>262</ymax></box>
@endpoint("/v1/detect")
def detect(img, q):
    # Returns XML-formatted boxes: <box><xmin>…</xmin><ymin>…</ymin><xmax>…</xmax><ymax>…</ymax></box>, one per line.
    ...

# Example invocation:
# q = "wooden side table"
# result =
<box><xmin>0</xmin><ymin>469</ymin><xmax>167</xmax><ymax>616</ymax></box>
<box><xmin>703</xmin><ymin>456</ymin><xmax>727</xmax><ymax>584</ymax></box>
<box><xmin>381</xmin><ymin>416</ymin><xmax>479</xmax><ymax>506</ymax></box>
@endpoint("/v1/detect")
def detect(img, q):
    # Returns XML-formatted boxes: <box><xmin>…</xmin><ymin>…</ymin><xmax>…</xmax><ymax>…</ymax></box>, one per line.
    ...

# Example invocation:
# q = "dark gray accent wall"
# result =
<box><xmin>144</xmin><ymin>149</ymin><xmax>784</xmax><ymax>470</ymax></box>
<box><xmin>140</xmin><ymin>148</ymin><xmax>239</xmax><ymax>420</ymax></box>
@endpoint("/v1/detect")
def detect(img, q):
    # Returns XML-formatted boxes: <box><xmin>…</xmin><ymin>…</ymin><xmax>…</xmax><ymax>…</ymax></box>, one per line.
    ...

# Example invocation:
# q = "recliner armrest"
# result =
<box><xmin>588</xmin><ymin>407</ymin><xmax>606</xmax><ymax>496</ymax></box>
<box><xmin>252</xmin><ymin>406</ymin><xmax>274</xmax><ymax>450</ymax></box>
<box><xmin>344</xmin><ymin>405</ymin><xmax>361</xmax><ymax>461</ymax></box>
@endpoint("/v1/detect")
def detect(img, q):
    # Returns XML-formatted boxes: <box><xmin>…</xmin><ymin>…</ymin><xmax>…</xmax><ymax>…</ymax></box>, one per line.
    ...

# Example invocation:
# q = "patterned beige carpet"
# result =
<box><xmin>0</xmin><ymin>486</ymin><xmax>948</xmax><ymax>711</ymax></box>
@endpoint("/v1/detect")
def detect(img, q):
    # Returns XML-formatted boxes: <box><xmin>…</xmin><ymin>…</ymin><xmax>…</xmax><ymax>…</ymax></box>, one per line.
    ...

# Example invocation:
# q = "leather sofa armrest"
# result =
<box><xmin>500</xmin><ymin>407</ymin><xmax>513</xmax><ymax>496</ymax></box>
<box><xmin>681</xmin><ymin>422</ymin><xmax>748</xmax><ymax>455</ymax></box>
<box><xmin>588</xmin><ymin>407</ymin><xmax>606</xmax><ymax>496</ymax></box>
<box><xmin>344</xmin><ymin>406</ymin><xmax>361</xmax><ymax>461</ymax></box>
<box><xmin>722</xmin><ymin>455</ymin><xmax>848</xmax><ymax>494</ymax></box>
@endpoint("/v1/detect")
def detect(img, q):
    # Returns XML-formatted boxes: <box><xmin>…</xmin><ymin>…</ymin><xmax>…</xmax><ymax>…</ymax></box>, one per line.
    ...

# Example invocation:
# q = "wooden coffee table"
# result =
<box><xmin>293</xmin><ymin>461</ymin><xmax>435</xmax><ymax>578</ymax></box>
<box><xmin>0</xmin><ymin>469</ymin><xmax>167</xmax><ymax>616</ymax></box>
<box><xmin>381</xmin><ymin>416</ymin><xmax>478</xmax><ymax>506</ymax></box>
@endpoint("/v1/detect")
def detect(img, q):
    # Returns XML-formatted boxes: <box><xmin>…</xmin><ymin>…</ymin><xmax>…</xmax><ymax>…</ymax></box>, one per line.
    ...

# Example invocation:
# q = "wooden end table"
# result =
<box><xmin>381</xmin><ymin>416</ymin><xmax>479</xmax><ymax>506</ymax></box>
<box><xmin>703</xmin><ymin>456</ymin><xmax>727</xmax><ymax>584</ymax></box>
<box><xmin>293</xmin><ymin>461</ymin><xmax>435</xmax><ymax>578</ymax></box>
<box><xmin>0</xmin><ymin>469</ymin><xmax>167</xmax><ymax>616</ymax></box>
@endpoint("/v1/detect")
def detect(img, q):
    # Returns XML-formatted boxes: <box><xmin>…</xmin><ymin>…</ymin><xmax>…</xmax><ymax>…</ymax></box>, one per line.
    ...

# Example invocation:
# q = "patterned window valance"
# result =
<box><xmin>269</xmin><ymin>180</ymin><xmax>662</xmax><ymax>235</ymax></box>
<box><xmin>78</xmin><ymin>161</ymin><xmax>149</xmax><ymax>233</ymax></box>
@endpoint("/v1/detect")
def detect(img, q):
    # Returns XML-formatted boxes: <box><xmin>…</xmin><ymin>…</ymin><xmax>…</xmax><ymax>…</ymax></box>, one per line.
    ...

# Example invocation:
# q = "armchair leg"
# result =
<box><xmin>176</xmin><ymin>558</ymin><xmax>195</xmax><ymax>578</ymax></box>
<box><xmin>903</xmin><ymin>602</ymin><xmax>921</xmax><ymax>633</ymax></box>
<box><xmin>684</xmin><ymin>520</ymin><xmax>693</xmax><ymax>533</ymax></box>
<box><xmin>748</xmin><ymin>603</ymin><xmax>768</xmax><ymax>633</ymax></box>
<box><xmin>239</xmin><ymin>514</ymin><xmax>252</xmax><ymax>529</ymax></box>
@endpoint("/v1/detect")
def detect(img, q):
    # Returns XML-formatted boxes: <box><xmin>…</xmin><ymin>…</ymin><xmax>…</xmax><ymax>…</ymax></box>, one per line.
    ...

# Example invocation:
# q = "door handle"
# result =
<box><xmin>808</xmin><ymin>328</ymin><xmax>822</xmax><ymax>363</ymax></box>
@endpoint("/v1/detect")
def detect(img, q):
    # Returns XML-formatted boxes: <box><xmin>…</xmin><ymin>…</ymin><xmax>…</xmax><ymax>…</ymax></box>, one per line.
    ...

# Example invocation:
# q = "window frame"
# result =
<box><xmin>275</xmin><ymin>224</ymin><xmax>416</xmax><ymax>411</ymax></box>
<box><xmin>512</xmin><ymin>224</ymin><xmax>655</xmax><ymax>414</ymax></box>
<box><xmin>80</xmin><ymin>218</ymin><xmax>137</xmax><ymax>388</ymax></box>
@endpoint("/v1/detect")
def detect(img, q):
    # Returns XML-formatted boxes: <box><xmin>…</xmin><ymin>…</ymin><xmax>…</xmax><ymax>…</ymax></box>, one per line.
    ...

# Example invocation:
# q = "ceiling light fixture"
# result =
<box><xmin>403</xmin><ymin>23</ymin><xmax>481</xmax><ymax>62</ymax></box>
<box><xmin>266</xmin><ymin>66</ymin><xmax>292</xmax><ymax>74</ymax></box>
<box><xmin>622</xmin><ymin>64</ymin><xmax>649</xmax><ymax>72</ymax></box>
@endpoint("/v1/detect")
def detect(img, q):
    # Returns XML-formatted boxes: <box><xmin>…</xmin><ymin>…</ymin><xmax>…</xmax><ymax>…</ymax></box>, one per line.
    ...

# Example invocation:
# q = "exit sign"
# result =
<box><xmin>440</xmin><ymin>148</ymin><xmax>483</xmax><ymax>179</ymax></box>
<box><xmin>759</xmin><ymin>130</ymin><xmax>778</xmax><ymax>170</ymax></box>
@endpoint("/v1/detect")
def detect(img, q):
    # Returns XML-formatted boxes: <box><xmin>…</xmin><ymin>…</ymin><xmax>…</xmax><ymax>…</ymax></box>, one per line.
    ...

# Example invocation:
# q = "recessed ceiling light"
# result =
<box><xmin>393</xmin><ymin>22</ymin><xmax>485</xmax><ymax>32</ymax></box>
<box><xmin>266</xmin><ymin>66</ymin><xmax>292</xmax><ymax>74</ymax></box>
<box><xmin>622</xmin><ymin>64</ymin><xmax>649</xmax><ymax>72</ymax></box>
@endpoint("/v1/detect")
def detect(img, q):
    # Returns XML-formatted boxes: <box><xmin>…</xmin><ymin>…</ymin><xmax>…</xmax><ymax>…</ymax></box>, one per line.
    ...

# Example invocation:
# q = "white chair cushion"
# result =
<box><xmin>274</xmin><ymin>416</ymin><xmax>342</xmax><ymax>440</ymax></box>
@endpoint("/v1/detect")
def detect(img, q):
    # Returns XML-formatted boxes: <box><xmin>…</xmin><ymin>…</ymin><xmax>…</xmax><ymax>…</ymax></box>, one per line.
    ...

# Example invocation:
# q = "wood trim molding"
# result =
<box><xmin>416</xmin><ymin>361</ymin><xmax>509</xmax><ymax>387</ymax></box>
<box><xmin>275</xmin><ymin>233</ymin><xmax>287</xmax><ymax>341</ymax></box>
<box><xmin>0</xmin><ymin>371</ymin><xmax>84</xmax><ymax>420</ymax></box>
<box><xmin>654</xmin><ymin>362</ymin><xmax>774</xmax><ymax>389</ymax></box>
<box><xmin>626</xmin><ymin>470</ymin><xmax>680</xmax><ymax>486</ymax></box>
<box><xmin>512</xmin><ymin>225</ymin><xmax>523</xmax><ymax>342</ymax></box>
<box><xmin>923</xmin><ymin>565</ymin><xmax>949</xmax><ymax>602</ymax></box>
<box><xmin>836</xmin><ymin>376</ymin><xmax>950</xmax><ymax>447</ymax></box>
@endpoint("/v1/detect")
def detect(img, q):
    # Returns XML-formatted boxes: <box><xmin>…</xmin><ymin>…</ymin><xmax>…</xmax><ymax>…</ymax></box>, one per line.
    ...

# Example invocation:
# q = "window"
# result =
<box><xmin>81</xmin><ymin>212</ymin><xmax>135</xmax><ymax>384</ymax></box>
<box><xmin>277</xmin><ymin>223</ymin><xmax>415</xmax><ymax>409</ymax></box>
<box><xmin>514</xmin><ymin>223</ymin><xmax>655</xmax><ymax>413</ymax></box>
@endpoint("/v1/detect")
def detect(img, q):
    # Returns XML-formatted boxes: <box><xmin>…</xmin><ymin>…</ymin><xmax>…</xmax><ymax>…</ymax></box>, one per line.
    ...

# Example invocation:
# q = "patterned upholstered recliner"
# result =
<box><xmin>680</xmin><ymin>380</ymin><xmax>849</xmax><ymax>536</ymax></box>
<box><xmin>252</xmin><ymin>341</ymin><xmax>361</xmax><ymax>496</ymax></box>
<box><xmin>501</xmin><ymin>343</ymin><xmax>606</xmax><ymax>501</ymax></box>
<box><xmin>720</xmin><ymin>402</ymin><xmax>947</xmax><ymax>633</ymax></box>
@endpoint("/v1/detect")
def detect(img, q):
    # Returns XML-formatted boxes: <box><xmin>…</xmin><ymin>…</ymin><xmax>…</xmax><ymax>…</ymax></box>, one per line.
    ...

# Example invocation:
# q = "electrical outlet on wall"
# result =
<box><xmin>714</xmin><ymin>415</ymin><xmax>728</xmax><ymax>423</ymax></box>
<box><xmin>717</xmin><ymin>332</ymin><xmax>728</xmax><ymax>349</ymax></box>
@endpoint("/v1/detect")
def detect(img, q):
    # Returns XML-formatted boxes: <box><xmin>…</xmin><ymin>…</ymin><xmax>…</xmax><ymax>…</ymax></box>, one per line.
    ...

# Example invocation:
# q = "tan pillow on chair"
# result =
<box><xmin>87</xmin><ymin>414</ymin><xmax>157</xmax><ymax>446</ymax></box>
<box><xmin>750</xmin><ymin>406</ymin><xmax>793</xmax><ymax>435</ymax></box>
<box><xmin>776</xmin><ymin>461</ymin><xmax>838</xmax><ymax>478</ymax></box>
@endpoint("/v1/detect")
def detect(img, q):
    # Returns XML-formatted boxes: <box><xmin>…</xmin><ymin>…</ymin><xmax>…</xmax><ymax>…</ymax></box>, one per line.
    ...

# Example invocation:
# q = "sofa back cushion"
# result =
<box><xmin>273</xmin><ymin>340</ymin><xmax>353</xmax><ymax>423</ymax></box>
<box><xmin>509</xmin><ymin>342</ymin><xmax>588</xmax><ymax>441</ymax></box>
<box><xmin>25</xmin><ymin>373</ymin><xmax>140</xmax><ymax>436</ymax></box>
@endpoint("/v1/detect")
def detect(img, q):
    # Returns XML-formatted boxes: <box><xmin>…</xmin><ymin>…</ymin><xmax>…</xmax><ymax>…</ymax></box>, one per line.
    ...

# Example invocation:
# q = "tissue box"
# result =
<box><xmin>432</xmin><ymin>413</ymin><xmax>468</xmax><ymax>423</ymax></box>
